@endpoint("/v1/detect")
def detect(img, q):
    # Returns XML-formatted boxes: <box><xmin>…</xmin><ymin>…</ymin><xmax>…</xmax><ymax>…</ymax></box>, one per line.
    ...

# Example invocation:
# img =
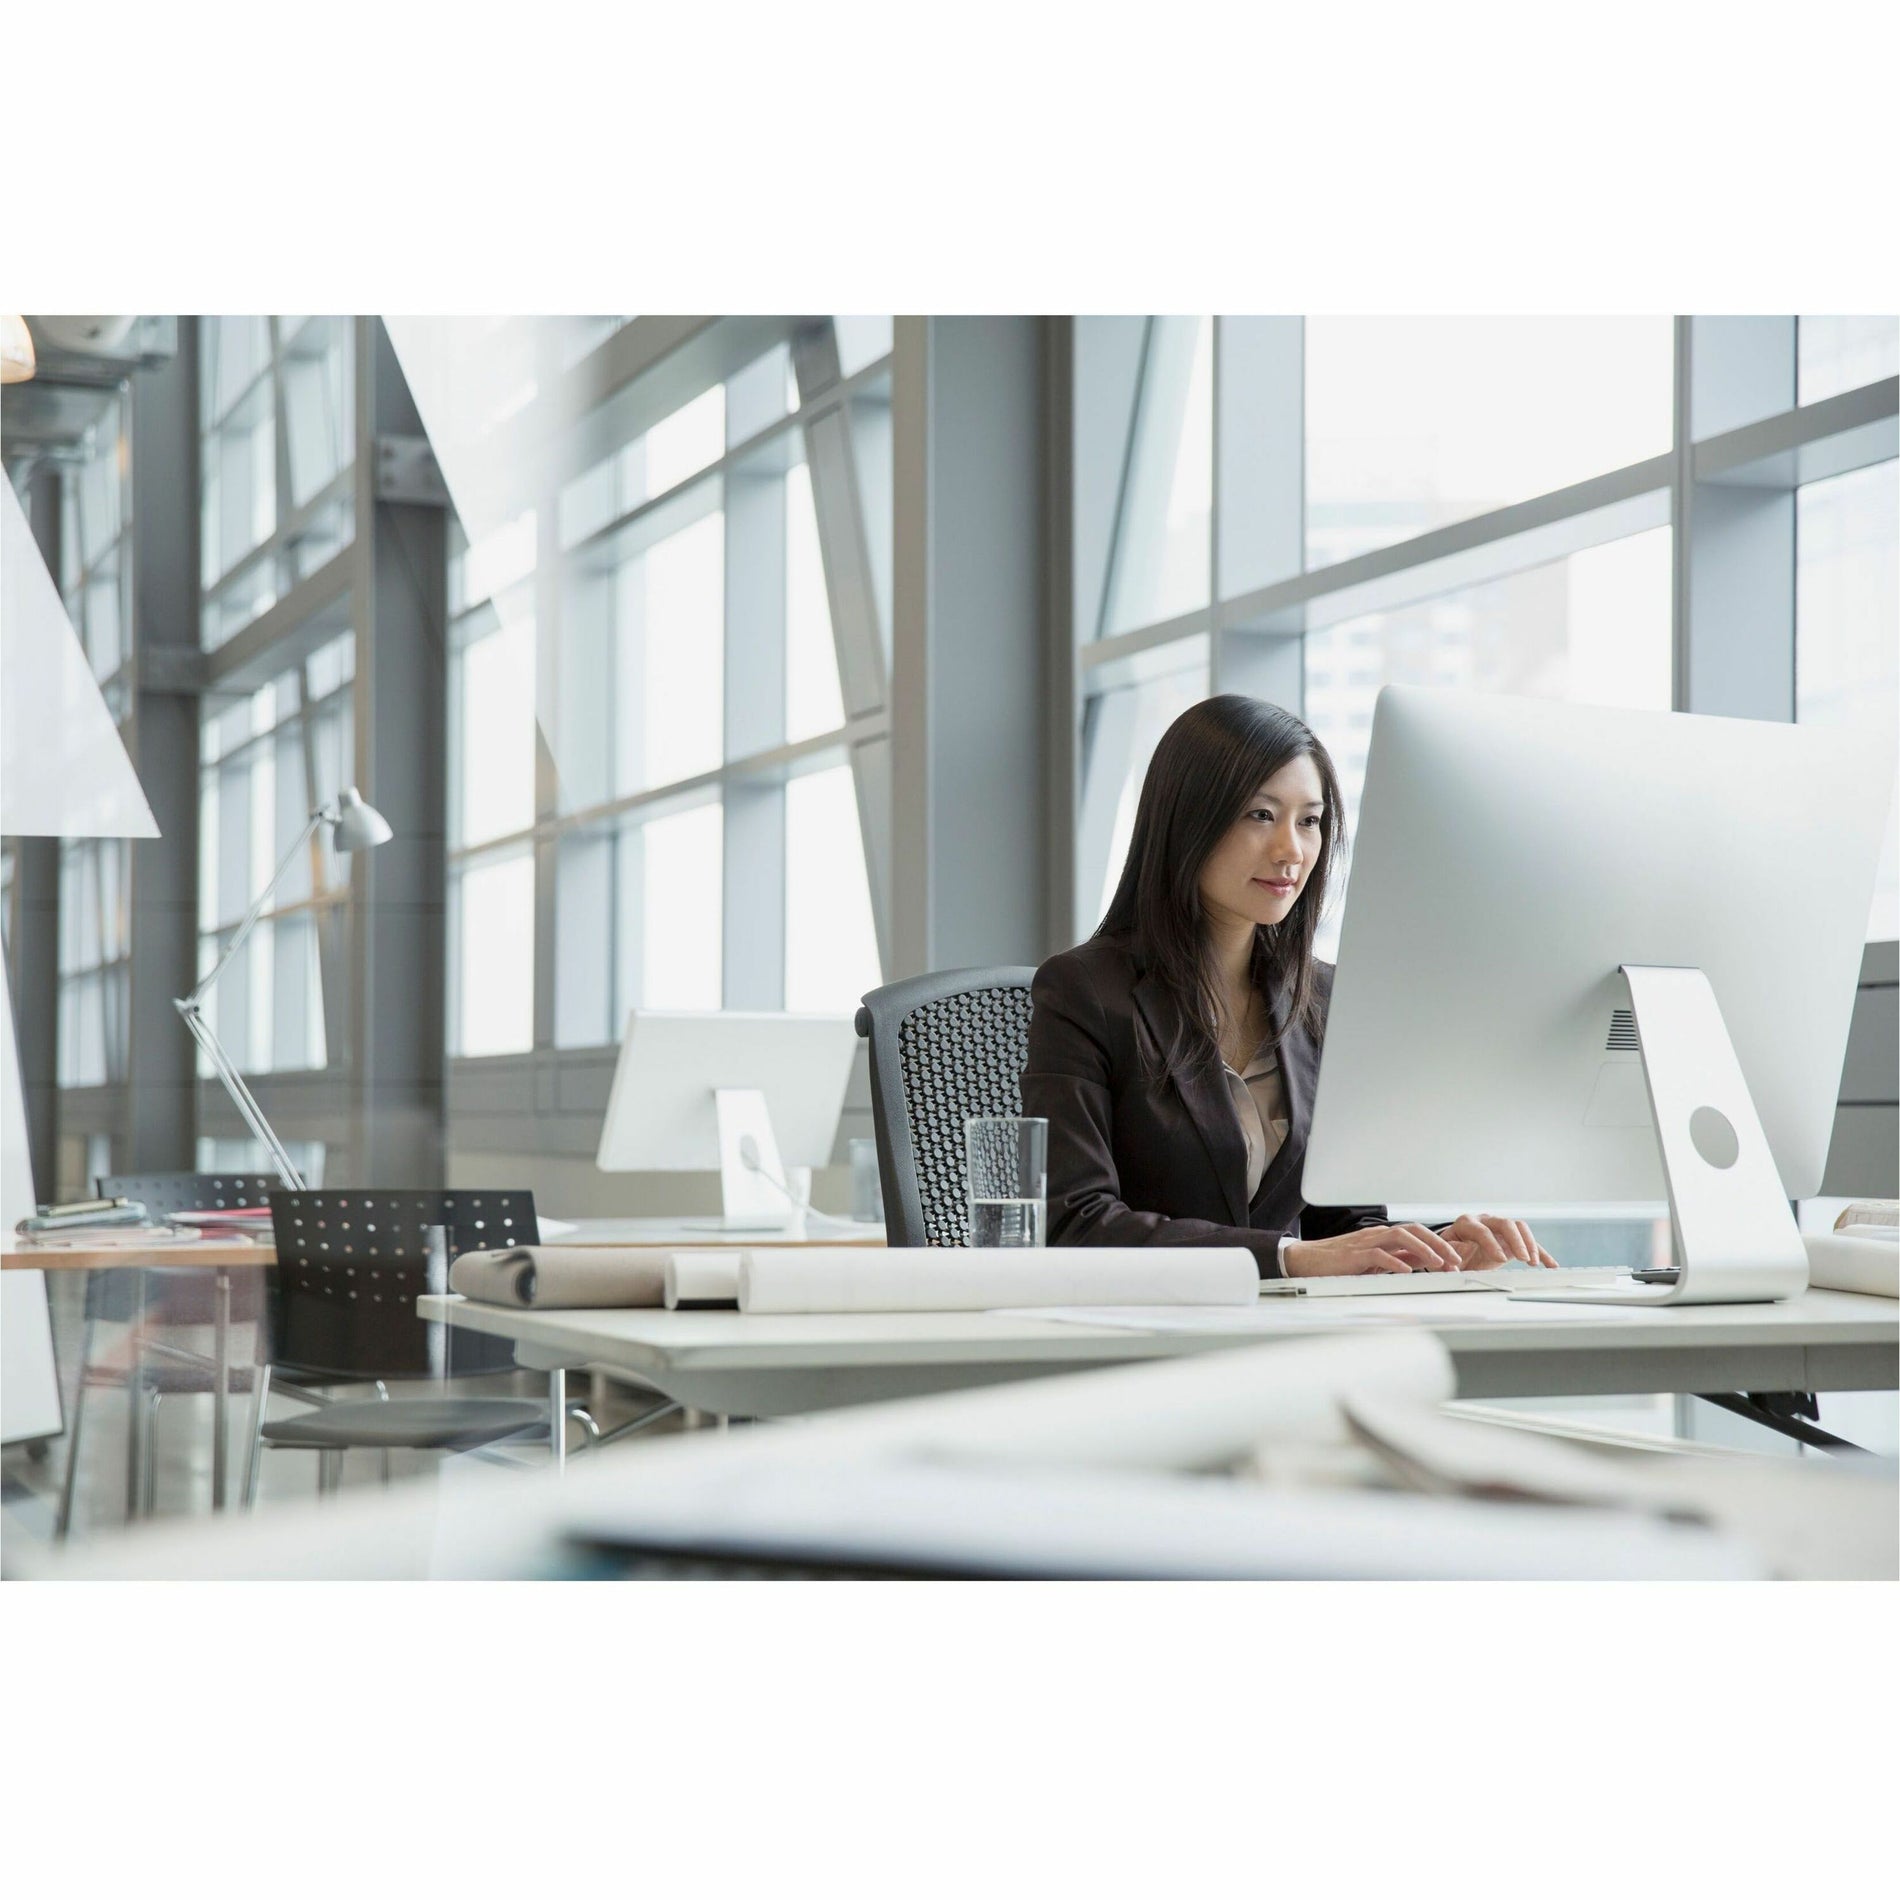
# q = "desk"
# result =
<box><xmin>416</xmin><ymin>1285</ymin><xmax>1899</xmax><ymax>1422</ymax></box>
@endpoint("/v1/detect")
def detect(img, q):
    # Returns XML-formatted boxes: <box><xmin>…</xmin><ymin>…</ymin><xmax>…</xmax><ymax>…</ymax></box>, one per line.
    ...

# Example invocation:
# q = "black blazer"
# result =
<box><xmin>1020</xmin><ymin>935</ymin><xmax>1388</xmax><ymax>1278</ymax></box>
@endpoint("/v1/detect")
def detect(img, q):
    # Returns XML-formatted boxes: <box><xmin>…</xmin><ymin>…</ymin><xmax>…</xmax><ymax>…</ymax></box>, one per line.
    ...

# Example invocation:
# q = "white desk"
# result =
<box><xmin>416</xmin><ymin>1286</ymin><xmax>1899</xmax><ymax>1421</ymax></box>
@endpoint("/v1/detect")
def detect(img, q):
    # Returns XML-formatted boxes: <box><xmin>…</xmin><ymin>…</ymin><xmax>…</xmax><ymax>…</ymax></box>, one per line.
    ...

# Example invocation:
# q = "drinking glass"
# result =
<box><xmin>964</xmin><ymin>1117</ymin><xmax>1048</xmax><ymax>1247</ymax></box>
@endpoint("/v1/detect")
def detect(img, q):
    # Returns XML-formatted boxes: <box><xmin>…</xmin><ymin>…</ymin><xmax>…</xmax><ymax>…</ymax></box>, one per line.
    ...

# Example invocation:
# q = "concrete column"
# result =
<box><xmin>350</xmin><ymin>320</ymin><xmax>449</xmax><ymax>1184</ymax></box>
<box><xmin>890</xmin><ymin>317</ymin><xmax>1048</xmax><ymax>977</ymax></box>
<box><xmin>124</xmin><ymin>323</ymin><xmax>202</xmax><ymax>1171</ymax></box>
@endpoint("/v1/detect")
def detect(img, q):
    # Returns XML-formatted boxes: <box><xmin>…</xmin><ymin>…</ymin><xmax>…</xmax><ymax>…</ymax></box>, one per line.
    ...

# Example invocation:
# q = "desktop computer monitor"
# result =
<box><xmin>1304</xmin><ymin>686</ymin><xmax>1894</xmax><ymax>1305</ymax></box>
<box><xmin>595</xmin><ymin>1009</ymin><xmax>860</xmax><ymax>1229</ymax></box>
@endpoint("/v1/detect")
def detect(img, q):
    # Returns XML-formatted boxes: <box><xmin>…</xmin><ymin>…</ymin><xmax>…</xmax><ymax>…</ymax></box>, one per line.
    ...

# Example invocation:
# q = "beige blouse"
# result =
<box><xmin>1221</xmin><ymin>1036</ymin><xmax>1291</xmax><ymax>1204</ymax></box>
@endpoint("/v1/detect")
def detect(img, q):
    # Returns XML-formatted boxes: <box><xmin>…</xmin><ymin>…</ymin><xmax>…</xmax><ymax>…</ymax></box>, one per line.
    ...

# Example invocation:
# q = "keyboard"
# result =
<box><xmin>1261</xmin><ymin>1264</ymin><xmax>1639</xmax><ymax>1298</ymax></box>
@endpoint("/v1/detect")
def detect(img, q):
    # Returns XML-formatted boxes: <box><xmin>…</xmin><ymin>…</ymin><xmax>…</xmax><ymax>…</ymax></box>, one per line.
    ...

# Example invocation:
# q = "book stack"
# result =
<box><xmin>13</xmin><ymin>1198</ymin><xmax>201</xmax><ymax>1249</ymax></box>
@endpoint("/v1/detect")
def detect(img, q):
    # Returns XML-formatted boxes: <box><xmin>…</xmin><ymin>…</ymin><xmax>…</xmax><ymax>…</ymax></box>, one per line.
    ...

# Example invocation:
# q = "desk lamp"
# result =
<box><xmin>176</xmin><ymin>788</ymin><xmax>392</xmax><ymax>1189</ymax></box>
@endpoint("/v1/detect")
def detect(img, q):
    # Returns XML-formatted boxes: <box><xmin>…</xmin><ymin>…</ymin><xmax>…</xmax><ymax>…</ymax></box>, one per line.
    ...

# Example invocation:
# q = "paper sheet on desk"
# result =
<box><xmin>1011</xmin><ymin>1304</ymin><xmax>1429</xmax><ymax>1332</ymax></box>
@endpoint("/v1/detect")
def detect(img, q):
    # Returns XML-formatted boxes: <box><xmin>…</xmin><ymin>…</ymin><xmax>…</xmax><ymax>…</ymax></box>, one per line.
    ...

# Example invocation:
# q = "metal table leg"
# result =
<box><xmin>211</xmin><ymin>1269</ymin><xmax>232</xmax><ymax>1510</ymax></box>
<box><xmin>549</xmin><ymin>1367</ymin><xmax>567</xmax><ymax>1475</ymax></box>
<box><xmin>124</xmin><ymin>1269</ymin><xmax>147</xmax><ymax>1522</ymax></box>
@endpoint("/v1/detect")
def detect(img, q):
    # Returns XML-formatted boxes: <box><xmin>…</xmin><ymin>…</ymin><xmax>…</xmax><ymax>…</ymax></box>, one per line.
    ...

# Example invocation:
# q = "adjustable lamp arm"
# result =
<box><xmin>175</xmin><ymin>789</ymin><xmax>389</xmax><ymax>1190</ymax></box>
<box><xmin>184</xmin><ymin>803</ymin><xmax>332</xmax><ymax>1012</ymax></box>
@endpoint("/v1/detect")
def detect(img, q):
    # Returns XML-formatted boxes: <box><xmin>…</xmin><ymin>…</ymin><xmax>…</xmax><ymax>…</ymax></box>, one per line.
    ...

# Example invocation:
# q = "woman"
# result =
<box><xmin>1021</xmin><ymin>694</ymin><xmax>1557</xmax><ymax>1280</ymax></box>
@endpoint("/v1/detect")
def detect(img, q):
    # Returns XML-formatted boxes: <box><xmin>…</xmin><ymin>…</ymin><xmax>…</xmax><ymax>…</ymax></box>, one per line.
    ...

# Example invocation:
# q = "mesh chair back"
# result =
<box><xmin>853</xmin><ymin>968</ymin><xmax>1037</xmax><ymax>1247</ymax></box>
<box><xmin>266</xmin><ymin>1190</ymin><xmax>538</xmax><ymax>1380</ymax></box>
<box><xmin>89</xmin><ymin>1173</ymin><xmax>281</xmax><ymax>1325</ymax></box>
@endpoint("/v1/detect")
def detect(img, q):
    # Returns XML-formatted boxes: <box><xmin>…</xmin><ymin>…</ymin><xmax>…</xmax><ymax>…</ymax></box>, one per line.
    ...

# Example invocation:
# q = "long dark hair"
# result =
<box><xmin>1095</xmin><ymin>694</ymin><xmax>1346</xmax><ymax>1079</ymax></box>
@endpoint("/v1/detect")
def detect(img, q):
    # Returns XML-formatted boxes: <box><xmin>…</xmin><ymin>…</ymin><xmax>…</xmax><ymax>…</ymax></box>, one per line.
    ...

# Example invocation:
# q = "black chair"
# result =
<box><xmin>250</xmin><ymin>1189</ymin><xmax>593</xmax><ymax>1502</ymax></box>
<box><xmin>853</xmin><ymin>968</ymin><xmax>1038</xmax><ymax>1247</ymax></box>
<box><xmin>59</xmin><ymin>1173</ymin><xmax>293</xmax><ymax>1537</ymax></box>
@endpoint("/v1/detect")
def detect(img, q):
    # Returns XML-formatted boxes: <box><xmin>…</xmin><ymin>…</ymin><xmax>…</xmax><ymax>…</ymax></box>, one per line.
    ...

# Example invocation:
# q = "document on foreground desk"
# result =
<box><xmin>561</xmin><ymin>1327</ymin><xmax>1758</xmax><ymax>1580</ymax></box>
<box><xmin>563</xmin><ymin>1454</ymin><xmax>1761</xmax><ymax>1581</ymax></box>
<box><xmin>1342</xmin><ymin>1392</ymin><xmax>1899</xmax><ymax>1580</ymax></box>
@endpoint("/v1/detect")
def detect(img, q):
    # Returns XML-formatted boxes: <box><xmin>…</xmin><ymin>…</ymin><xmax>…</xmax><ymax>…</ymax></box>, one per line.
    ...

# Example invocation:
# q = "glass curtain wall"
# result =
<box><xmin>408</xmin><ymin>316</ymin><xmax>890</xmax><ymax>1068</ymax></box>
<box><xmin>195</xmin><ymin>633</ymin><xmax>356</xmax><ymax>1078</ymax></box>
<box><xmin>52</xmin><ymin>391</ymin><xmax>136</xmax><ymax>1159</ymax></box>
<box><xmin>200</xmin><ymin>315</ymin><xmax>354</xmax><ymax>649</ymax></box>
<box><xmin>193</xmin><ymin>315</ymin><xmax>361</xmax><ymax>1182</ymax></box>
<box><xmin>1072</xmin><ymin>315</ymin><xmax>1896</xmax><ymax>959</ymax></box>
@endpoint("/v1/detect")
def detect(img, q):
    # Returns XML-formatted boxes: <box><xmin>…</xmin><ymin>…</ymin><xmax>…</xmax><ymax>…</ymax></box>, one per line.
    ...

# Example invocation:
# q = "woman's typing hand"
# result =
<box><xmin>1282</xmin><ymin>1224</ymin><xmax>1463</xmax><ymax>1277</ymax></box>
<box><xmin>1441</xmin><ymin>1212</ymin><xmax>1559</xmax><ymax>1269</ymax></box>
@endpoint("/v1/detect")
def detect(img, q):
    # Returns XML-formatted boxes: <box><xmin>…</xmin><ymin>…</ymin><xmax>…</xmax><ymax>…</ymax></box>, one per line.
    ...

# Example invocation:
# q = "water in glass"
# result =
<box><xmin>969</xmin><ymin>1197</ymin><xmax>1045</xmax><ymax>1248</ymax></box>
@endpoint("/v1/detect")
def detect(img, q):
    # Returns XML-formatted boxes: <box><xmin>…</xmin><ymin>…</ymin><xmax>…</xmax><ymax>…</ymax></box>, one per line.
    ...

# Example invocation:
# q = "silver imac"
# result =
<box><xmin>1304</xmin><ymin>686</ymin><xmax>1894</xmax><ymax>1305</ymax></box>
<box><xmin>595</xmin><ymin>1009</ymin><xmax>860</xmax><ymax>1229</ymax></box>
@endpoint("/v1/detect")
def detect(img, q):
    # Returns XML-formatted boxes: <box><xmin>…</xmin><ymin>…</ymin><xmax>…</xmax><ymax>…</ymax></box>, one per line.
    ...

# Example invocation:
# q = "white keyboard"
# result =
<box><xmin>1261</xmin><ymin>1264</ymin><xmax>1639</xmax><ymax>1298</ymax></box>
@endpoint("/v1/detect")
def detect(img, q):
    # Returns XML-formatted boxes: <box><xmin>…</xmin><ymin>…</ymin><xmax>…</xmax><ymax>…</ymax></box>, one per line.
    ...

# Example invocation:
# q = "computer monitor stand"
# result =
<box><xmin>712</xmin><ymin>1087</ymin><xmax>801</xmax><ymax>1231</ymax></box>
<box><xmin>1510</xmin><ymin>965</ymin><xmax>1809</xmax><ymax>1307</ymax></box>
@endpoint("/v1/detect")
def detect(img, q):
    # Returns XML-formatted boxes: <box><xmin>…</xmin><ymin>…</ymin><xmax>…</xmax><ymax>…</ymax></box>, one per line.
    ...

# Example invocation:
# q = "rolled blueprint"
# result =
<box><xmin>449</xmin><ymin>1245</ymin><xmax>673</xmax><ymax>1308</ymax></box>
<box><xmin>736</xmin><ymin>1246</ymin><xmax>1259</xmax><ymax>1314</ymax></box>
<box><xmin>1803</xmin><ymin>1232</ymin><xmax>1898</xmax><ymax>1299</ymax></box>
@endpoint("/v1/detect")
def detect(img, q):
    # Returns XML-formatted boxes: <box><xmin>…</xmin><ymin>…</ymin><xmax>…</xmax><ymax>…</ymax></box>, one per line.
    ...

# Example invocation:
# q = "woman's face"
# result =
<box><xmin>1197</xmin><ymin>753</ymin><xmax>1327</xmax><ymax>932</ymax></box>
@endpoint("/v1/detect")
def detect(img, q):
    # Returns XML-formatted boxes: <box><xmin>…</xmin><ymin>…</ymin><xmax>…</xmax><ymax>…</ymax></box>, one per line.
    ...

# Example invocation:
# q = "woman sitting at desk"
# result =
<box><xmin>1021</xmin><ymin>694</ymin><xmax>1556</xmax><ymax>1281</ymax></box>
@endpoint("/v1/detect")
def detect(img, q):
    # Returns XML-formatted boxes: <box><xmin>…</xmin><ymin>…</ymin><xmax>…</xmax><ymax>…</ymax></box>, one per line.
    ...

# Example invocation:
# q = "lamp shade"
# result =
<box><xmin>0</xmin><ymin>315</ymin><xmax>34</xmax><ymax>385</ymax></box>
<box><xmin>331</xmin><ymin>787</ymin><xmax>393</xmax><ymax>852</ymax></box>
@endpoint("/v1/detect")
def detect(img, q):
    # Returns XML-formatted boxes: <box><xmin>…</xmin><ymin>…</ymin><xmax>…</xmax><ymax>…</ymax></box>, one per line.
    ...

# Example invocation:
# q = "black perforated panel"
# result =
<box><xmin>895</xmin><ymin>986</ymin><xmax>1034</xmax><ymax>1247</ymax></box>
<box><xmin>267</xmin><ymin>1191</ymin><xmax>537</xmax><ymax>1379</ymax></box>
<box><xmin>99</xmin><ymin>1173</ymin><xmax>281</xmax><ymax>1217</ymax></box>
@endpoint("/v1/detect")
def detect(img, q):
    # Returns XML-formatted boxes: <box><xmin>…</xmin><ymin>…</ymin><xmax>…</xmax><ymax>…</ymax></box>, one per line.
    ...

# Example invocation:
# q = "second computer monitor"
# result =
<box><xmin>596</xmin><ymin>1009</ymin><xmax>860</xmax><ymax>1227</ymax></box>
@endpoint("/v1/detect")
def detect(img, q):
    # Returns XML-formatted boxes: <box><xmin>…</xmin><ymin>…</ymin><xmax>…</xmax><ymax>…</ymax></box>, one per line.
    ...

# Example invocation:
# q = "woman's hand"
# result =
<box><xmin>1441</xmin><ymin>1212</ymin><xmax>1559</xmax><ymax>1269</ymax></box>
<box><xmin>1283</xmin><ymin>1224</ymin><xmax>1463</xmax><ymax>1278</ymax></box>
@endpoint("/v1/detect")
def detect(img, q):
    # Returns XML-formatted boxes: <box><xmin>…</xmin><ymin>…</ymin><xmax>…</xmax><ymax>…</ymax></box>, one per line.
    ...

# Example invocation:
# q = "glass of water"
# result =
<box><xmin>965</xmin><ymin>1116</ymin><xmax>1047</xmax><ymax>1247</ymax></box>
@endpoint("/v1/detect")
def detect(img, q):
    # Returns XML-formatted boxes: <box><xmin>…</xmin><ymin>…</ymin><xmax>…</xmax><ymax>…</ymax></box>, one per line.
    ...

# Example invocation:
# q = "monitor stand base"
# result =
<box><xmin>1511</xmin><ymin>965</ymin><xmax>1808</xmax><ymax>1308</ymax></box>
<box><xmin>713</xmin><ymin>1088</ymin><xmax>799</xmax><ymax>1232</ymax></box>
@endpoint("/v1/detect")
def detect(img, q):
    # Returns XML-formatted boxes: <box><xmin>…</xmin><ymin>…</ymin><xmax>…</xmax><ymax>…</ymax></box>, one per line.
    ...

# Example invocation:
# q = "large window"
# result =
<box><xmin>420</xmin><ymin>317</ymin><xmax>890</xmax><ymax>1063</ymax></box>
<box><xmin>56</xmin><ymin>841</ymin><xmax>129</xmax><ymax>1089</ymax></box>
<box><xmin>195</xmin><ymin>634</ymin><xmax>355</xmax><ymax>1075</ymax></box>
<box><xmin>199</xmin><ymin>315</ymin><xmax>355</xmax><ymax>649</ymax></box>
<box><xmin>1073</xmin><ymin>316</ymin><xmax>1679</xmax><ymax>940</ymax></box>
<box><xmin>1798</xmin><ymin>315</ymin><xmax>1900</xmax><ymax>408</ymax></box>
<box><xmin>55</xmin><ymin>396</ymin><xmax>137</xmax><ymax>1092</ymax></box>
<box><xmin>1304</xmin><ymin>317</ymin><xmax>1673</xmax><ymax>567</ymax></box>
<box><xmin>1072</xmin><ymin>313</ymin><xmax>1895</xmax><ymax>957</ymax></box>
<box><xmin>57</xmin><ymin>387</ymin><xmax>133</xmax><ymax>710</ymax></box>
<box><xmin>1797</xmin><ymin>459</ymin><xmax>1899</xmax><ymax>941</ymax></box>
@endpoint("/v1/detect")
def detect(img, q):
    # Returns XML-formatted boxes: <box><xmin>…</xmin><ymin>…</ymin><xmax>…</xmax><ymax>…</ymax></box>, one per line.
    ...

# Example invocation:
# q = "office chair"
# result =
<box><xmin>59</xmin><ymin>1173</ymin><xmax>303</xmax><ymax>1537</ymax></box>
<box><xmin>250</xmin><ymin>1189</ymin><xmax>597</xmax><ymax>1503</ymax></box>
<box><xmin>854</xmin><ymin>967</ymin><xmax>1038</xmax><ymax>1247</ymax></box>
